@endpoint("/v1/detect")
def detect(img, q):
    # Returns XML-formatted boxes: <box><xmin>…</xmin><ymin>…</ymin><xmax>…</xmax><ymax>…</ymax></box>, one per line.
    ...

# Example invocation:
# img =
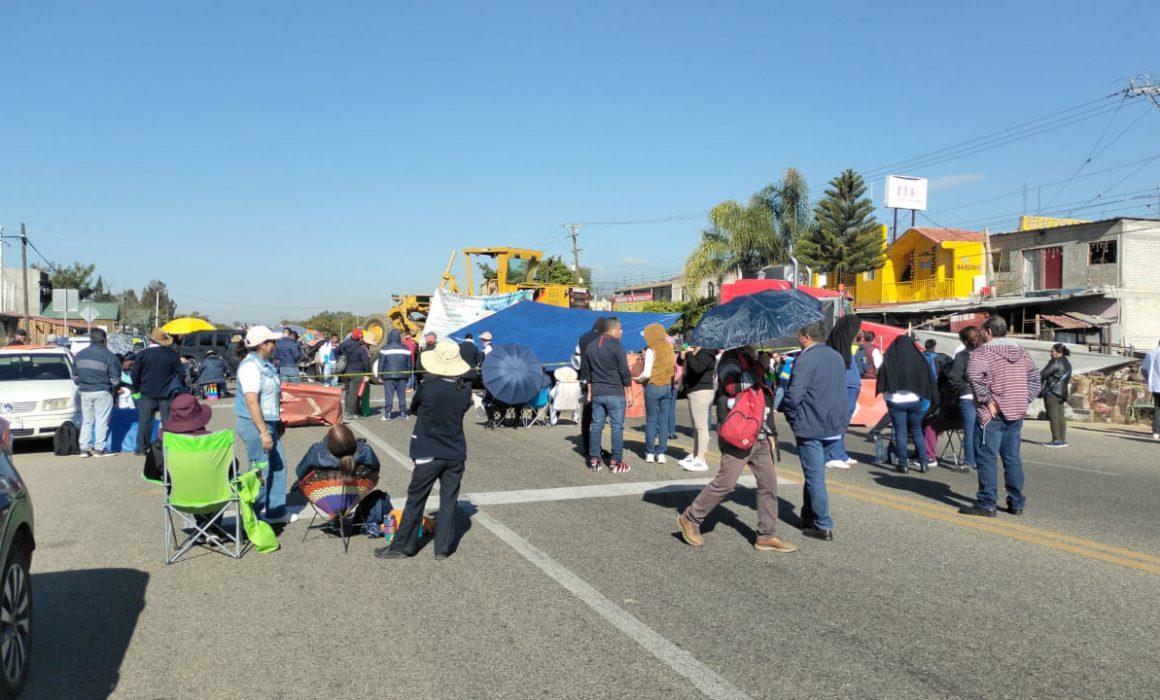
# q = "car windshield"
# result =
<box><xmin>0</xmin><ymin>353</ymin><xmax>74</xmax><ymax>381</ymax></box>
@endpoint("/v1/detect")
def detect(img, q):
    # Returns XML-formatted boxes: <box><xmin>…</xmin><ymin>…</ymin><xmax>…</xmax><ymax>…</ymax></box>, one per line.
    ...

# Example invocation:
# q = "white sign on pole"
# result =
<box><xmin>79</xmin><ymin>305</ymin><xmax>99</xmax><ymax>323</ymax></box>
<box><xmin>51</xmin><ymin>289</ymin><xmax>80</xmax><ymax>312</ymax></box>
<box><xmin>884</xmin><ymin>175</ymin><xmax>929</xmax><ymax>211</ymax></box>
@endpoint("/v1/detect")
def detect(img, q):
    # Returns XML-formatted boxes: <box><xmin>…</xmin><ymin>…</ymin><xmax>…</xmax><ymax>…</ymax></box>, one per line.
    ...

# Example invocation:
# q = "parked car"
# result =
<box><xmin>0</xmin><ymin>417</ymin><xmax>35</xmax><ymax>697</ymax></box>
<box><xmin>177</xmin><ymin>329</ymin><xmax>243</xmax><ymax>378</ymax></box>
<box><xmin>0</xmin><ymin>346</ymin><xmax>79</xmax><ymax>441</ymax></box>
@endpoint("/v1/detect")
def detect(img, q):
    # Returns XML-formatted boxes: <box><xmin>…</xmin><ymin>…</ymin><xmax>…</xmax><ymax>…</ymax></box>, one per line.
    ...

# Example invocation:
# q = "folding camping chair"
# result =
<box><xmin>162</xmin><ymin>430</ymin><xmax>243</xmax><ymax>565</ymax></box>
<box><xmin>549</xmin><ymin>369</ymin><xmax>582</xmax><ymax>426</ymax></box>
<box><xmin>521</xmin><ymin>387</ymin><xmax>552</xmax><ymax>428</ymax></box>
<box><xmin>297</xmin><ymin>467</ymin><xmax>379</xmax><ymax>553</ymax></box>
<box><xmin>939</xmin><ymin>428</ymin><xmax>969</xmax><ymax>472</ymax></box>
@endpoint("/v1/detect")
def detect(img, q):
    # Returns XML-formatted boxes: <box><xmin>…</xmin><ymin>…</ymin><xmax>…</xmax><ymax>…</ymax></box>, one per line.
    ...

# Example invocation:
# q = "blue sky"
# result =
<box><xmin>2</xmin><ymin>1</ymin><xmax>1159</xmax><ymax>324</ymax></box>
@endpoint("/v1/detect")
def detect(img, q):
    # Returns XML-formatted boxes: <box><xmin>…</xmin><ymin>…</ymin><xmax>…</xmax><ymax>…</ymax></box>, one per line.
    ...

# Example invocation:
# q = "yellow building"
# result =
<box><xmin>855</xmin><ymin>227</ymin><xmax>986</xmax><ymax>305</ymax></box>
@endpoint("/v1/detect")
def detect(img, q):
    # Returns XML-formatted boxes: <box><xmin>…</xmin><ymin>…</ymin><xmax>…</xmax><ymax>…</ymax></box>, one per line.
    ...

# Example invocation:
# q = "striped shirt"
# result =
<box><xmin>966</xmin><ymin>339</ymin><xmax>1041</xmax><ymax>427</ymax></box>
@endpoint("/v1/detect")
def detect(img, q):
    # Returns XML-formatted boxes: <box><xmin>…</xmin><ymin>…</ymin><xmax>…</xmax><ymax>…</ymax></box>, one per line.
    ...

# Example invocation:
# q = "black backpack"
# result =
<box><xmin>54</xmin><ymin>421</ymin><xmax>81</xmax><ymax>456</ymax></box>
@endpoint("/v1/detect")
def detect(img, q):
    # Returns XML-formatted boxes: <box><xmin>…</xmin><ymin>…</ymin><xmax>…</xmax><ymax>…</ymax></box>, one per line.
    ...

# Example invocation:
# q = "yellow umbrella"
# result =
<box><xmin>161</xmin><ymin>317</ymin><xmax>216</xmax><ymax>335</ymax></box>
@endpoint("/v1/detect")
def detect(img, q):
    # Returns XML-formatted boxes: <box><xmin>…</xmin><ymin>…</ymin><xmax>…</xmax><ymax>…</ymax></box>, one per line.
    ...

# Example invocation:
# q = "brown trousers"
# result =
<box><xmin>683</xmin><ymin>438</ymin><xmax>779</xmax><ymax>539</ymax></box>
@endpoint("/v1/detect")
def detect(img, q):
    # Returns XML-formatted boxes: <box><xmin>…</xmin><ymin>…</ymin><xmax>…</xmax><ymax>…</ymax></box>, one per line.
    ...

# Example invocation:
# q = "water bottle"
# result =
<box><xmin>874</xmin><ymin>434</ymin><xmax>888</xmax><ymax>464</ymax></box>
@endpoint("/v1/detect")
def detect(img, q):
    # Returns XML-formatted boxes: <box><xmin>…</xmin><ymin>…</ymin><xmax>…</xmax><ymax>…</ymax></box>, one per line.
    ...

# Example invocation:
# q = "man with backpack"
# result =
<box><xmin>781</xmin><ymin>322</ymin><xmax>848</xmax><ymax>541</ymax></box>
<box><xmin>856</xmin><ymin>331</ymin><xmax>883</xmax><ymax>379</ymax></box>
<box><xmin>676</xmin><ymin>346</ymin><xmax>796</xmax><ymax>553</ymax></box>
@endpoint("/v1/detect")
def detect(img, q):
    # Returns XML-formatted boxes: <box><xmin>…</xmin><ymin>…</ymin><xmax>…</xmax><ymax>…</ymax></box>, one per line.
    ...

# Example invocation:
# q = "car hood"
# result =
<box><xmin>0</xmin><ymin>379</ymin><xmax>78</xmax><ymax>404</ymax></box>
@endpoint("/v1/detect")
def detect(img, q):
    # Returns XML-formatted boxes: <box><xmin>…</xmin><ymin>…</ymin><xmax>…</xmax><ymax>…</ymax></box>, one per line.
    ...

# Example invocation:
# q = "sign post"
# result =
<box><xmin>51</xmin><ymin>289</ymin><xmax>80</xmax><ymax>339</ymax></box>
<box><xmin>79</xmin><ymin>305</ymin><xmax>99</xmax><ymax>333</ymax></box>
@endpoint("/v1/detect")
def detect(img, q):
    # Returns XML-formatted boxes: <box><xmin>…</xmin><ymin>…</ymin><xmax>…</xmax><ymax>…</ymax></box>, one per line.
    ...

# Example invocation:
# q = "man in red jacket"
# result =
<box><xmin>959</xmin><ymin>316</ymin><xmax>1041</xmax><ymax>517</ymax></box>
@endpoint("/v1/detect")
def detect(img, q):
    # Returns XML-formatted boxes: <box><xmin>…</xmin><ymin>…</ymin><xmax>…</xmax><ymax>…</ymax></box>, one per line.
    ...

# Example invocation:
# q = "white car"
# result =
<box><xmin>0</xmin><ymin>346</ymin><xmax>80</xmax><ymax>441</ymax></box>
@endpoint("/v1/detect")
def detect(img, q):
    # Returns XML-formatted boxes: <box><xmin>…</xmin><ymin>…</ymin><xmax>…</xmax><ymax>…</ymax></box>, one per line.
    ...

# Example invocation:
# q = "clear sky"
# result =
<box><xmin>2</xmin><ymin>1</ymin><xmax>1159</xmax><ymax>324</ymax></box>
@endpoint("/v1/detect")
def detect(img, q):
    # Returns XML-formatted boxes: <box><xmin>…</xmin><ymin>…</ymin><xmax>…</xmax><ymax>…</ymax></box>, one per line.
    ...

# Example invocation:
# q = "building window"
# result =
<box><xmin>992</xmin><ymin>251</ymin><xmax>1014</xmax><ymax>273</ymax></box>
<box><xmin>863</xmin><ymin>269</ymin><xmax>875</xmax><ymax>281</ymax></box>
<box><xmin>1089</xmin><ymin>240</ymin><xmax>1117</xmax><ymax>264</ymax></box>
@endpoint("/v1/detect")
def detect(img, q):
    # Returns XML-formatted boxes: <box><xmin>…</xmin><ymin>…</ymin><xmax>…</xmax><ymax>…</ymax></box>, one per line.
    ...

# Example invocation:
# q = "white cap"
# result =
<box><xmin>244</xmin><ymin>325</ymin><xmax>281</xmax><ymax>348</ymax></box>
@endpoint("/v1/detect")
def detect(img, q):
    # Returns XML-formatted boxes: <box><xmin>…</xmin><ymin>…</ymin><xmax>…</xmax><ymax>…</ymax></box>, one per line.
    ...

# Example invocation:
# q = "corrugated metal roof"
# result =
<box><xmin>1040</xmin><ymin>313</ymin><xmax>1092</xmax><ymax>330</ymax></box>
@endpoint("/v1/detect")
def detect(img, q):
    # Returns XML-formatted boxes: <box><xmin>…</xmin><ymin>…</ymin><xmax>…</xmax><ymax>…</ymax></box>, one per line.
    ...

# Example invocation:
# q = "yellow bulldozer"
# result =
<box><xmin>360</xmin><ymin>247</ymin><xmax>589</xmax><ymax>350</ymax></box>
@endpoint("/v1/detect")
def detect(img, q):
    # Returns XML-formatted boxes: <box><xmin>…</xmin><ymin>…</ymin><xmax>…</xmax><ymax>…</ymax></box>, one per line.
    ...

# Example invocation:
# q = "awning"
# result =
<box><xmin>1040</xmin><ymin>313</ymin><xmax>1109</xmax><ymax>330</ymax></box>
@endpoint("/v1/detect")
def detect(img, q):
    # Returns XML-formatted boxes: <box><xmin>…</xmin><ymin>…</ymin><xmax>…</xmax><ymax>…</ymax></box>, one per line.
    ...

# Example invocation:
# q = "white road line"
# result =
<box><xmin>466</xmin><ymin>475</ymin><xmax>792</xmax><ymax>506</ymax></box>
<box><xmin>1023</xmin><ymin>459</ymin><xmax>1121</xmax><ymax>476</ymax></box>
<box><xmin>472</xmin><ymin>509</ymin><xmax>751</xmax><ymax>700</ymax></box>
<box><xmin>365</xmin><ymin>424</ymin><xmax>752</xmax><ymax>700</ymax></box>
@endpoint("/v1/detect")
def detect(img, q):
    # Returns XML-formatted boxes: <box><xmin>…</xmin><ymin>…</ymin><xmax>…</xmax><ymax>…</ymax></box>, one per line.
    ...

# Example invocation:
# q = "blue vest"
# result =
<box><xmin>235</xmin><ymin>353</ymin><xmax>282</xmax><ymax>422</ymax></box>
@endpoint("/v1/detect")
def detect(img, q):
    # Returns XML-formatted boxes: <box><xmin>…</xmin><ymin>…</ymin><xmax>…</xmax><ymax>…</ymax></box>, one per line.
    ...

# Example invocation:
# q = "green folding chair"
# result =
<box><xmin>162</xmin><ymin>430</ymin><xmax>244</xmax><ymax>564</ymax></box>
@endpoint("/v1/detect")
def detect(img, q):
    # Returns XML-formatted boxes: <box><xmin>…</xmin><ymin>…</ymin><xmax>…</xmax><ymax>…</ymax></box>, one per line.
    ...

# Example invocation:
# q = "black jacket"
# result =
<box><xmin>459</xmin><ymin>341</ymin><xmax>482</xmax><ymax>380</ymax></box>
<box><xmin>580</xmin><ymin>334</ymin><xmax>632</xmax><ymax>398</ymax></box>
<box><xmin>409</xmin><ymin>376</ymin><xmax>473</xmax><ymax>462</ymax></box>
<box><xmin>681</xmin><ymin>348</ymin><xmax>717</xmax><ymax>392</ymax></box>
<box><xmin>946</xmin><ymin>347</ymin><xmax>975</xmax><ymax>397</ymax></box>
<box><xmin>294</xmin><ymin>438</ymin><xmax>381</xmax><ymax>482</ymax></box>
<box><xmin>337</xmin><ymin>338</ymin><xmax>371</xmax><ymax>374</ymax></box>
<box><xmin>1040</xmin><ymin>357</ymin><xmax>1072</xmax><ymax>400</ymax></box>
<box><xmin>131</xmin><ymin>345</ymin><xmax>182</xmax><ymax>399</ymax></box>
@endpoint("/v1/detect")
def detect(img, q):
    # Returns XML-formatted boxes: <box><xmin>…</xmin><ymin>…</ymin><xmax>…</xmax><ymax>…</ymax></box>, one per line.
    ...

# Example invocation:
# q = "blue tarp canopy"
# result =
<box><xmin>448</xmin><ymin>301</ymin><xmax>681</xmax><ymax>367</ymax></box>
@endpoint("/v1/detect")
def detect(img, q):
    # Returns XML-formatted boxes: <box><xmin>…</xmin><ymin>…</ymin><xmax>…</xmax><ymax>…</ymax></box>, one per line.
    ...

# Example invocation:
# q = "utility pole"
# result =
<box><xmin>569</xmin><ymin>224</ymin><xmax>583</xmax><ymax>283</ymax></box>
<box><xmin>1128</xmin><ymin>77</ymin><xmax>1160</xmax><ymax>112</ymax></box>
<box><xmin>20</xmin><ymin>224</ymin><xmax>30</xmax><ymax>331</ymax></box>
<box><xmin>154</xmin><ymin>291</ymin><xmax>160</xmax><ymax>329</ymax></box>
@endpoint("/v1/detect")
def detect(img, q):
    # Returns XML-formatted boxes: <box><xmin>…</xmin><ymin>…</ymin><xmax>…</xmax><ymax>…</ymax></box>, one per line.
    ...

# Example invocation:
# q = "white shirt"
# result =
<box><xmin>871</xmin><ymin>347</ymin><xmax>883</xmax><ymax>370</ymax></box>
<box><xmin>637</xmin><ymin>348</ymin><xmax>655</xmax><ymax>381</ymax></box>
<box><xmin>885</xmin><ymin>390</ymin><xmax>920</xmax><ymax>403</ymax></box>
<box><xmin>237</xmin><ymin>361</ymin><xmax>262</xmax><ymax>395</ymax></box>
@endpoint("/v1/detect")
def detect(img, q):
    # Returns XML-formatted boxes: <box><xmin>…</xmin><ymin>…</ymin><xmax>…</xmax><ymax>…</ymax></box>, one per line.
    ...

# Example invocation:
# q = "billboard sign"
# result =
<box><xmin>1018</xmin><ymin>215</ymin><xmax>1090</xmax><ymax>231</ymax></box>
<box><xmin>884</xmin><ymin>175</ymin><xmax>928</xmax><ymax>211</ymax></box>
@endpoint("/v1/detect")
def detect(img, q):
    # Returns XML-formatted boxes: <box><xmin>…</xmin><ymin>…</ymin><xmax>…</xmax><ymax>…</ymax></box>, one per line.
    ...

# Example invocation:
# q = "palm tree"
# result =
<box><xmin>683</xmin><ymin>168</ymin><xmax>810</xmax><ymax>298</ymax></box>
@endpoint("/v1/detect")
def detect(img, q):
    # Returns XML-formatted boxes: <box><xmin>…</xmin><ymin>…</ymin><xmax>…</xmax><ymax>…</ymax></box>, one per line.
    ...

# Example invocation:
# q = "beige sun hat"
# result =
<box><xmin>553</xmin><ymin>366</ymin><xmax>578</xmax><ymax>382</ymax></box>
<box><xmin>421</xmin><ymin>339</ymin><xmax>470</xmax><ymax>377</ymax></box>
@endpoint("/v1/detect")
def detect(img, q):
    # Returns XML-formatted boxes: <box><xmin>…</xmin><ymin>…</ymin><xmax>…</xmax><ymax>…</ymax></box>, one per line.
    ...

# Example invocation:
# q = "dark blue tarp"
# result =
<box><xmin>448</xmin><ymin>301</ymin><xmax>681</xmax><ymax>368</ymax></box>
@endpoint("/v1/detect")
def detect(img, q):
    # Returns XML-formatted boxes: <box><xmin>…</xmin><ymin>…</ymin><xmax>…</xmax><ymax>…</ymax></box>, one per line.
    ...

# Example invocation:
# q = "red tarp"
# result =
<box><xmin>281</xmin><ymin>384</ymin><xmax>343</xmax><ymax>428</ymax></box>
<box><xmin>719</xmin><ymin>279</ymin><xmax>843</xmax><ymax>304</ymax></box>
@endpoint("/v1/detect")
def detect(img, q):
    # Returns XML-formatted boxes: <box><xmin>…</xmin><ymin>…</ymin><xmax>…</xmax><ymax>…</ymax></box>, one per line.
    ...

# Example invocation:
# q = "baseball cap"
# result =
<box><xmin>244</xmin><ymin>325</ymin><xmax>281</xmax><ymax>348</ymax></box>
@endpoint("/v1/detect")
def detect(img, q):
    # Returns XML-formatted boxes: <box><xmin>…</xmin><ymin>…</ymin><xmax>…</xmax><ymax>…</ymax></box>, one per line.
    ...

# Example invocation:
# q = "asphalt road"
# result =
<box><xmin>12</xmin><ymin>393</ymin><xmax>1160</xmax><ymax>699</ymax></box>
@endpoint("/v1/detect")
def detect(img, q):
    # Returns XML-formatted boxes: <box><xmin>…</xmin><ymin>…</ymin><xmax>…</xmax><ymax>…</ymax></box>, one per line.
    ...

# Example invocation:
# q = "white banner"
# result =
<box><xmin>422</xmin><ymin>288</ymin><xmax>533</xmax><ymax>340</ymax></box>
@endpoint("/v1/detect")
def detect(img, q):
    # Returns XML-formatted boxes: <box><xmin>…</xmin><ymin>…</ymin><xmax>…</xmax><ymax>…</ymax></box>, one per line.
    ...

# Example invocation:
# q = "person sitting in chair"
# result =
<box><xmin>293</xmin><ymin>424</ymin><xmax>390</xmax><ymax>534</ymax></box>
<box><xmin>197</xmin><ymin>350</ymin><xmax>230</xmax><ymax>398</ymax></box>
<box><xmin>142</xmin><ymin>393</ymin><xmax>215</xmax><ymax>482</ymax></box>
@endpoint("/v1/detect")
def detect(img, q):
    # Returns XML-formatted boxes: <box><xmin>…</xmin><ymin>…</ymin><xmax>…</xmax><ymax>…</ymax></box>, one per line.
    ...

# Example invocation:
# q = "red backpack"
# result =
<box><xmin>718</xmin><ymin>388</ymin><xmax>765</xmax><ymax>449</ymax></box>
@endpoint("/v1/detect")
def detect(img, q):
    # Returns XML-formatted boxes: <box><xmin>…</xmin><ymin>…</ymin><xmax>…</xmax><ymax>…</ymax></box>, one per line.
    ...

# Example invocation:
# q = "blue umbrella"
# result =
<box><xmin>482</xmin><ymin>343</ymin><xmax>547</xmax><ymax>405</ymax></box>
<box><xmin>691</xmin><ymin>289</ymin><xmax>824</xmax><ymax>350</ymax></box>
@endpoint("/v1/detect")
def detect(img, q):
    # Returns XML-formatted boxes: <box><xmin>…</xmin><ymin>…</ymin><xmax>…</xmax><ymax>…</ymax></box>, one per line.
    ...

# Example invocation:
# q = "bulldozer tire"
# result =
<box><xmin>363</xmin><ymin>313</ymin><xmax>392</xmax><ymax>352</ymax></box>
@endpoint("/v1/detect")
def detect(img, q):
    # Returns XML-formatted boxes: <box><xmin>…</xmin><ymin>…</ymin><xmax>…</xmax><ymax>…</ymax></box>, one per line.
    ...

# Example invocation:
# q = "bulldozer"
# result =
<box><xmin>360</xmin><ymin>247</ymin><xmax>588</xmax><ymax>351</ymax></box>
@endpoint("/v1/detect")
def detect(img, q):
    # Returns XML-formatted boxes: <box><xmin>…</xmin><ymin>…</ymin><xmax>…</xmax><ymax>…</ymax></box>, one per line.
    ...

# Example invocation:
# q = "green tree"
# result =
<box><xmin>683</xmin><ymin>167</ymin><xmax>810</xmax><ymax>298</ymax></box>
<box><xmin>140</xmin><ymin>280</ymin><xmax>178</xmax><ymax>326</ymax></box>
<box><xmin>303</xmin><ymin>310</ymin><xmax>360</xmax><ymax>337</ymax></box>
<box><xmin>641</xmin><ymin>298</ymin><xmax>715</xmax><ymax>334</ymax></box>
<box><xmin>477</xmin><ymin>261</ymin><xmax>498</xmax><ymax>281</ymax></box>
<box><xmin>48</xmin><ymin>261</ymin><xmax>98</xmax><ymax>298</ymax></box>
<box><xmin>796</xmin><ymin>169</ymin><xmax>884</xmax><ymax>280</ymax></box>
<box><xmin>534</xmin><ymin>257</ymin><xmax>580</xmax><ymax>285</ymax></box>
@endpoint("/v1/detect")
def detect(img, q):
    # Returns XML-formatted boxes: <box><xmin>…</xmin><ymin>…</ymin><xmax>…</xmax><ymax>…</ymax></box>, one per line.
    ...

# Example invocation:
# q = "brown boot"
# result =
<box><xmin>754</xmin><ymin>536</ymin><xmax>797</xmax><ymax>553</ymax></box>
<box><xmin>677</xmin><ymin>513</ymin><xmax>703</xmax><ymax>547</ymax></box>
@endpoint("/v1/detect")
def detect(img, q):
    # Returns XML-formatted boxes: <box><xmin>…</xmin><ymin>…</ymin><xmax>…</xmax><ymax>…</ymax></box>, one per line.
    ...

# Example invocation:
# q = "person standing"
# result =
<box><xmin>858</xmin><ymin>331</ymin><xmax>884</xmax><ymax>378</ymax></box>
<box><xmin>1143</xmin><ymin>340</ymin><xmax>1160</xmax><ymax>441</ymax></box>
<box><xmin>677</xmin><ymin>344</ymin><xmax>716</xmax><ymax>472</ymax></box>
<box><xmin>317</xmin><ymin>333</ymin><xmax>339</xmax><ymax>387</ymax></box>
<box><xmin>823</xmin><ymin>315</ymin><xmax>863</xmax><ymax>470</ymax></box>
<box><xmin>876</xmin><ymin>336</ymin><xmax>937</xmax><ymax>473</ymax></box>
<box><xmin>781</xmin><ymin>322</ymin><xmax>848</xmax><ymax>541</ymax></box>
<box><xmin>676</xmin><ymin>346</ymin><xmax>795</xmax><ymax>553</ymax></box>
<box><xmin>400</xmin><ymin>332</ymin><xmax>419</xmax><ymax>390</ymax></box>
<box><xmin>130</xmin><ymin>328</ymin><xmax>182</xmax><ymax>456</ymax></box>
<box><xmin>273</xmin><ymin>328</ymin><xmax>302</xmax><ymax>383</ymax></box>
<box><xmin>378</xmin><ymin>330</ymin><xmax>413</xmax><ymax>420</ymax></box>
<box><xmin>73</xmin><ymin>328</ymin><xmax>121</xmax><ymax>458</ymax></box>
<box><xmin>235</xmin><ymin>325</ymin><xmax>296</xmax><ymax>524</ymax></box>
<box><xmin>946</xmin><ymin>326</ymin><xmax>982</xmax><ymax>470</ymax></box>
<box><xmin>480</xmin><ymin>331</ymin><xmax>494</xmax><ymax>356</ymax></box>
<box><xmin>337</xmin><ymin>329</ymin><xmax>372</xmax><ymax>420</ymax></box>
<box><xmin>574</xmin><ymin>318</ymin><xmax>607</xmax><ymax>457</ymax></box>
<box><xmin>415</xmin><ymin>332</ymin><xmax>438</xmax><ymax>386</ymax></box>
<box><xmin>580</xmin><ymin>317</ymin><xmax>633</xmax><ymax>473</ymax></box>
<box><xmin>637</xmin><ymin>323</ymin><xmax>675</xmax><ymax>464</ymax></box>
<box><xmin>1039</xmin><ymin>343</ymin><xmax>1073</xmax><ymax>448</ymax></box>
<box><xmin>960</xmin><ymin>316</ymin><xmax>1041</xmax><ymax>517</ymax></box>
<box><xmin>376</xmin><ymin>340</ymin><xmax>473</xmax><ymax>561</ymax></box>
<box><xmin>459</xmin><ymin>333</ymin><xmax>482</xmax><ymax>383</ymax></box>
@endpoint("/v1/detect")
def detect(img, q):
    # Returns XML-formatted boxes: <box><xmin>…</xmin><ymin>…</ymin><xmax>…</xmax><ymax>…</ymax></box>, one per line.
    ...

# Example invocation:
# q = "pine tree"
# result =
<box><xmin>797</xmin><ymin>169</ymin><xmax>884</xmax><ymax>281</ymax></box>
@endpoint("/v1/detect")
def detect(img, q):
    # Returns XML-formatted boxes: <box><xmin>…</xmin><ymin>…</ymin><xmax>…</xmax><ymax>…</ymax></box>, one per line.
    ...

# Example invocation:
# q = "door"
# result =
<box><xmin>1042</xmin><ymin>247</ymin><xmax>1063</xmax><ymax>289</ymax></box>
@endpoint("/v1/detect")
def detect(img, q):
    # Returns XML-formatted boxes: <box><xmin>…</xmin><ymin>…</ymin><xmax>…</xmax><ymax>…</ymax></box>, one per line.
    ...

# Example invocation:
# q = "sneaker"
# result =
<box><xmin>645</xmin><ymin>453</ymin><xmax>656</xmax><ymax>463</ymax></box>
<box><xmin>681</xmin><ymin>457</ymin><xmax>709</xmax><ymax>473</ymax></box>
<box><xmin>263</xmin><ymin>512</ymin><xmax>299</xmax><ymax>525</ymax></box>
<box><xmin>608</xmin><ymin>460</ymin><xmax>631</xmax><ymax>474</ymax></box>
<box><xmin>656</xmin><ymin>454</ymin><xmax>667</xmax><ymax>464</ymax></box>
<box><xmin>80</xmin><ymin>449</ymin><xmax>93</xmax><ymax>459</ymax></box>
<box><xmin>925</xmin><ymin>460</ymin><xmax>939</xmax><ymax>470</ymax></box>
<box><xmin>400</xmin><ymin>412</ymin><xmax>410</xmax><ymax>420</ymax></box>
<box><xmin>586</xmin><ymin>458</ymin><xmax>603</xmax><ymax>472</ymax></box>
<box><xmin>94</xmin><ymin>450</ymin><xmax>111</xmax><ymax>458</ymax></box>
<box><xmin>845</xmin><ymin>457</ymin><xmax>858</xmax><ymax>465</ymax></box>
<box><xmin>677</xmin><ymin>455</ymin><xmax>695</xmax><ymax>468</ymax></box>
<box><xmin>381</xmin><ymin>414</ymin><xmax>392</xmax><ymax>421</ymax></box>
<box><xmin>1153</xmin><ymin>433</ymin><xmax>1159</xmax><ymax>441</ymax></box>
<box><xmin>825</xmin><ymin>459</ymin><xmax>850</xmax><ymax>470</ymax></box>
<box><xmin>754</xmin><ymin>536</ymin><xmax>797</xmax><ymax>553</ymax></box>
<box><xmin>677</xmin><ymin>513</ymin><xmax>703</xmax><ymax>546</ymax></box>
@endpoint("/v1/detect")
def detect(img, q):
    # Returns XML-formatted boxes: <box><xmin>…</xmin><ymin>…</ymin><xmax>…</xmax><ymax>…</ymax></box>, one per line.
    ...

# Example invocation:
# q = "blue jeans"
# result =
<box><xmin>826</xmin><ymin>386</ymin><xmax>860</xmax><ymax>462</ymax></box>
<box><xmin>886</xmin><ymin>400</ymin><xmax>927</xmax><ymax>465</ymax></box>
<box><xmin>974</xmin><ymin>417</ymin><xmax>1025</xmax><ymax>511</ymax></box>
<box><xmin>323</xmin><ymin>361</ymin><xmax>337</xmax><ymax>386</ymax></box>
<box><xmin>236</xmin><ymin>416</ymin><xmax>289</xmax><ymax>519</ymax></box>
<box><xmin>588</xmin><ymin>394</ymin><xmax>626</xmax><ymax>462</ymax></box>
<box><xmin>79</xmin><ymin>390</ymin><xmax>114</xmax><ymax>452</ymax></box>
<box><xmin>958</xmin><ymin>398</ymin><xmax>978</xmax><ymax>467</ymax></box>
<box><xmin>667</xmin><ymin>385</ymin><xmax>678</xmax><ymax>436</ymax></box>
<box><xmin>279</xmin><ymin>367</ymin><xmax>301</xmax><ymax>384</ymax></box>
<box><xmin>795</xmin><ymin>437</ymin><xmax>835</xmax><ymax>530</ymax></box>
<box><xmin>643</xmin><ymin>383</ymin><xmax>671</xmax><ymax>455</ymax></box>
<box><xmin>383</xmin><ymin>379</ymin><xmax>407</xmax><ymax>416</ymax></box>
